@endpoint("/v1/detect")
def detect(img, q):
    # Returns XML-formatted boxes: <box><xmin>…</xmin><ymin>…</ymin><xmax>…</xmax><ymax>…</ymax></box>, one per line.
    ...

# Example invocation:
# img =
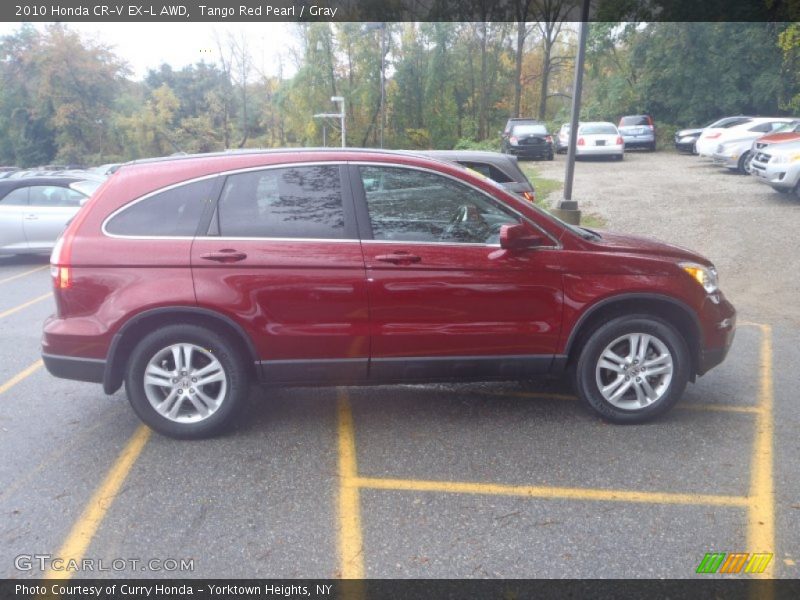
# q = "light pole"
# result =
<box><xmin>313</xmin><ymin>96</ymin><xmax>346</xmax><ymax>148</ymax></box>
<box><xmin>331</xmin><ymin>95</ymin><xmax>346</xmax><ymax>147</ymax></box>
<box><xmin>363</xmin><ymin>22</ymin><xmax>387</xmax><ymax>148</ymax></box>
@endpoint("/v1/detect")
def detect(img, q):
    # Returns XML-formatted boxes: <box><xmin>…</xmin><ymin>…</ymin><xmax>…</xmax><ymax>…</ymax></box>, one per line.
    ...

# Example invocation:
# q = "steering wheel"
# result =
<box><xmin>443</xmin><ymin>204</ymin><xmax>488</xmax><ymax>240</ymax></box>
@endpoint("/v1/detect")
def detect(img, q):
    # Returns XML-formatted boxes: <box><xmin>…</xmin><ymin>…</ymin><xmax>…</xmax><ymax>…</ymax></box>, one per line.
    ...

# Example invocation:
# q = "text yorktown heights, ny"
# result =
<box><xmin>16</xmin><ymin>583</ymin><xmax>334</xmax><ymax>597</ymax></box>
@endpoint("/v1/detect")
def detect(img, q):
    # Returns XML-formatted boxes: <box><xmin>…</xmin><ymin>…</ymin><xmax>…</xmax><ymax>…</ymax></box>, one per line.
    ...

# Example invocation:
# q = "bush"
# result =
<box><xmin>453</xmin><ymin>138</ymin><xmax>499</xmax><ymax>152</ymax></box>
<box><xmin>656</xmin><ymin>123</ymin><xmax>679</xmax><ymax>151</ymax></box>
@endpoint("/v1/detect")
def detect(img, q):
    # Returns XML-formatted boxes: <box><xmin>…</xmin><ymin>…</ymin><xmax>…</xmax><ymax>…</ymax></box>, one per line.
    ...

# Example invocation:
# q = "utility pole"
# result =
<box><xmin>554</xmin><ymin>0</ymin><xmax>591</xmax><ymax>225</ymax></box>
<box><xmin>314</xmin><ymin>96</ymin><xmax>346</xmax><ymax>148</ymax></box>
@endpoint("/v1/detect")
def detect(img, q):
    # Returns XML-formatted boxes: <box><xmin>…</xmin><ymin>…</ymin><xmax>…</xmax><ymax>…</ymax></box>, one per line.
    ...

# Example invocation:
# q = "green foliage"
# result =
<box><xmin>453</xmin><ymin>138</ymin><xmax>499</xmax><ymax>151</ymax></box>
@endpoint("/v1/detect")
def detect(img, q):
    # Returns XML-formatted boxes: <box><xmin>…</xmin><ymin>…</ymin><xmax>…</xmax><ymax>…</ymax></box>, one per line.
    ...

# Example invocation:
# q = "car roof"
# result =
<box><xmin>0</xmin><ymin>176</ymin><xmax>89</xmax><ymax>190</ymax></box>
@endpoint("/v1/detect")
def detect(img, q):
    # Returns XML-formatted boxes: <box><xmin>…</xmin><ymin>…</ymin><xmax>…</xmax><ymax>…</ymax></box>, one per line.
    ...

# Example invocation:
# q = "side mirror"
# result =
<box><xmin>499</xmin><ymin>223</ymin><xmax>544</xmax><ymax>250</ymax></box>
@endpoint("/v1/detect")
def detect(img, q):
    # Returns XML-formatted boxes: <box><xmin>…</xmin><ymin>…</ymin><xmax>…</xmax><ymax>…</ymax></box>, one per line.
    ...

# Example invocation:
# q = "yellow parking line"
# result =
<box><xmin>337</xmin><ymin>390</ymin><xmax>365</xmax><ymax>580</ymax></box>
<box><xmin>486</xmin><ymin>390</ymin><xmax>758</xmax><ymax>415</ymax></box>
<box><xmin>0</xmin><ymin>264</ymin><xmax>48</xmax><ymax>285</ymax></box>
<box><xmin>747</xmin><ymin>323</ymin><xmax>775</xmax><ymax>581</ymax></box>
<box><xmin>0</xmin><ymin>292</ymin><xmax>52</xmax><ymax>319</ymax></box>
<box><xmin>356</xmin><ymin>476</ymin><xmax>748</xmax><ymax>507</ymax></box>
<box><xmin>0</xmin><ymin>359</ymin><xmax>43</xmax><ymax>395</ymax></box>
<box><xmin>44</xmin><ymin>425</ymin><xmax>151</xmax><ymax>580</ymax></box>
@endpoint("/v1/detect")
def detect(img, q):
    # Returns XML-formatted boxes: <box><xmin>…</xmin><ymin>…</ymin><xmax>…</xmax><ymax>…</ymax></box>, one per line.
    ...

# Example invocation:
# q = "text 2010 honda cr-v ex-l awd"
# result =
<box><xmin>42</xmin><ymin>150</ymin><xmax>736</xmax><ymax>438</ymax></box>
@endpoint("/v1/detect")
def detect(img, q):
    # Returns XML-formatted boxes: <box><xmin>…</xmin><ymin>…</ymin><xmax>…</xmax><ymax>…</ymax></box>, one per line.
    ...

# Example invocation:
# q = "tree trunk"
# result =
<box><xmin>514</xmin><ymin>21</ymin><xmax>525</xmax><ymax>117</ymax></box>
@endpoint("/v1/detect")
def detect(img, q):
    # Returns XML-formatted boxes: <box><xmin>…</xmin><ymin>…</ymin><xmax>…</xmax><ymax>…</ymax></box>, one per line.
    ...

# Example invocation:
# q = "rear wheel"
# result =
<box><xmin>574</xmin><ymin>315</ymin><xmax>690</xmax><ymax>423</ymax></box>
<box><xmin>125</xmin><ymin>324</ymin><xmax>249</xmax><ymax>438</ymax></box>
<box><xmin>649</xmin><ymin>141</ymin><xmax>656</xmax><ymax>152</ymax></box>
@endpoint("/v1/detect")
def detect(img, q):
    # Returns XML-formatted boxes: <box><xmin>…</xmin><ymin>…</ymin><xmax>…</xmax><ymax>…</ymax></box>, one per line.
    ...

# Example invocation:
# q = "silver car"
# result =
<box><xmin>750</xmin><ymin>139</ymin><xmax>800</xmax><ymax>197</ymax></box>
<box><xmin>0</xmin><ymin>177</ymin><xmax>103</xmax><ymax>255</ymax></box>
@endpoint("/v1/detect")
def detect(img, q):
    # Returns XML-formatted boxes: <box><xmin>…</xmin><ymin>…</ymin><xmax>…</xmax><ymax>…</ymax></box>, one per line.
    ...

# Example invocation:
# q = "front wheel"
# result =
<box><xmin>738</xmin><ymin>151</ymin><xmax>752</xmax><ymax>175</ymax></box>
<box><xmin>125</xmin><ymin>324</ymin><xmax>249</xmax><ymax>439</ymax></box>
<box><xmin>575</xmin><ymin>316</ymin><xmax>690</xmax><ymax>423</ymax></box>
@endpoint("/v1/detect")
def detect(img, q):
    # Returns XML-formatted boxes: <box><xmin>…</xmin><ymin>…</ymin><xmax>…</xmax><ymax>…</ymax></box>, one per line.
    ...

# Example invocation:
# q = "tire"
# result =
<box><xmin>574</xmin><ymin>315</ymin><xmax>690</xmax><ymax>424</ymax></box>
<box><xmin>649</xmin><ymin>141</ymin><xmax>656</xmax><ymax>152</ymax></box>
<box><xmin>616</xmin><ymin>153</ymin><xmax>624</xmax><ymax>161</ymax></box>
<box><xmin>124</xmin><ymin>324</ymin><xmax>249</xmax><ymax>439</ymax></box>
<box><xmin>737</xmin><ymin>151</ymin><xmax>752</xmax><ymax>175</ymax></box>
<box><xmin>547</xmin><ymin>151</ymin><xmax>554</xmax><ymax>161</ymax></box>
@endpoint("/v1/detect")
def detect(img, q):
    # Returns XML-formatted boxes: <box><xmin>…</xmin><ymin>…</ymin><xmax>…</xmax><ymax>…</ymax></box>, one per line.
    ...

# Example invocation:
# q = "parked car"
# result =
<box><xmin>618</xmin><ymin>115</ymin><xmax>655</xmax><ymax>151</ymax></box>
<box><xmin>674</xmin><ymin>116</ymin><xmax>753</xmax><ymax>154</ymax></box>
<box><xmin>41</xmin><ymin>149</ymin><xmax>735</xmax><ymax>438</ymax></box>
<box><xmin>710</xmin><ymin>118</ymin><xmax>796</xmax><ymax>173</ymax></box>
<box><xmin>750</xmin><ymin>120</ymin><xmax>800</xmax><ymax>155</ymax></box>
<box><xmin>420</xmin><ymin>150</ymin><xmax>536</xmax><ymax>203</ymax></box>
<box><xmin>501</xmin><ymin>120</ymin><xmax>554</xmax><ymax>160</ymax></box>
<box><xmin>575</xmin><ymin>122</ymin><xmax>625</xmax><ymax>160</ymax></box>
<box><xmin>695</xmin><ymin>117</ymin><xmax>761</xmax><ymax>157</ymax></box>
<box><xmin>0</xmin><ymin>176</ymin><xmax>102</xmax><ymax>255</ymax></box>
<box><xmin>556</xmin><ymin>123</ymin><xmax>571</xmax><ymax>154</ymax></box>
<box><xmin>750</xmin><ymin>138</ymin><xmax>800</xmax><ymax>197</ymax></box>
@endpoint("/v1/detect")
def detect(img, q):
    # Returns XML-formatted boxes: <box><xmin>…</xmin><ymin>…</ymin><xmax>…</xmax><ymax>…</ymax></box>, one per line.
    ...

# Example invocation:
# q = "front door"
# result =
<box><xmin>350</xmin><ymin>164</ymin><xmax>563</xmax><ymax>382</ymax></box>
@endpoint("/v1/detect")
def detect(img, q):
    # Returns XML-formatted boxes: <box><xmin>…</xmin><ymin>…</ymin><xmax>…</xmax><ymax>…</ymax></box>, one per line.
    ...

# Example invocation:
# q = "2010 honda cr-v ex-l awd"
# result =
<box><xmin>42</xmin><ymin>149</ymin><xmax>736</xmax><ymax>438</ymax></box>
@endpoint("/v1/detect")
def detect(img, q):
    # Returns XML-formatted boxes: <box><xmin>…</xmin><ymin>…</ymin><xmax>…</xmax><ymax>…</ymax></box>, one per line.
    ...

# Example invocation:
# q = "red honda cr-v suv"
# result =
<box><xmin>42</xmin><ymin>149</ymin><xmax>735</xmax><ymax>438</ymax></box>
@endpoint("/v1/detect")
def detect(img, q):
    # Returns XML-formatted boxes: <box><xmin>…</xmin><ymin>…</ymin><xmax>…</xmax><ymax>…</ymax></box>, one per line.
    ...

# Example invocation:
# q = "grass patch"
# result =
<box><xmin>519</xmin><ymin>163</ymin><xmax>607</xmax><ymax>228</ymax></box>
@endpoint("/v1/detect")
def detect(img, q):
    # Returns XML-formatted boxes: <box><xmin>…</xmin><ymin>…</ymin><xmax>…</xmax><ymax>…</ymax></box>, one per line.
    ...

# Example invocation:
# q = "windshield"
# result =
<box><xmin>512</xmin><ymin>124</ymin><xmax>547</xmax><ymax>136</ymax></box>
<box><xmin>772</xmin><ymin>121</ymin><xmax>800</xmax><ymax>134</ymax></box>
<box><xmin>580</xmin><ymin>124</ymin><xmax>617</xmax><ymax>135</ymax></box>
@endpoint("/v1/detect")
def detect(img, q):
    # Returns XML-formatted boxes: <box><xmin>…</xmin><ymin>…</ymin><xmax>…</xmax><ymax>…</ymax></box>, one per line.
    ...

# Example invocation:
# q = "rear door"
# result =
<box><xmin>23</xmin><ymin>185</ymin><xmax>83</xmax><ymax>251</ymax></box>
<box><xmin>191</xmin><ymin>163</ymin><xmax>369</xmax><ymax>384</ymax></box>
<box><xmin>0</xmin><ymin>186</ymin><xmax>29</xmax><ymax>252</ymax></box>
<box><xmin>350</xmin><ymin>163</ymin><xmax>563</xmax><ymax>382</ymax></box>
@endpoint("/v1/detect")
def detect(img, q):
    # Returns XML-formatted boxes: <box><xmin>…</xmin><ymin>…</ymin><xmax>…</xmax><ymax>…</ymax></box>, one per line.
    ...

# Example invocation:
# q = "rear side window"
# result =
<box><xmin>216</xmin><ymin>165</ymin><xmax>345</xmax><ymax>239</ymax></box>
<box><xmin>105</xmin><ymin>178</ymin><xmax>214</xmax><ymax>237</ymax></box>
<box><xmin>460</xmin><ymin>162</ymin><xmax>513</xmax><ymax>184</ymax></box>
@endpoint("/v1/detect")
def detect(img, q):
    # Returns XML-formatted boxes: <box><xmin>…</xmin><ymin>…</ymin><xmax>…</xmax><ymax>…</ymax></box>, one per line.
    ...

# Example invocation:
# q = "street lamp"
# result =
<box><xmin>331</xmin><ymin>96</ymin><xmax>345</xmax><ymax>147</ymax></box>
<box><xmin>313</xmin><ymin>96</ymin><xmax>346</xmax><ymax>148</ymax></box>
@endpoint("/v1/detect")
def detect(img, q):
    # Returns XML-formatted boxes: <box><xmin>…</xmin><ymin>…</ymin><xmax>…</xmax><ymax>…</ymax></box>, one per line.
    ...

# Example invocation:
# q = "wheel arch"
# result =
<box><xmin>103</xmin><ymin>306</ymin><xmax>259</xmax><ymax>394</ymax></box>
<box><xmin>563</xmin><ymin>293</ymin><xmax>702</xmax><ymax>379</ymax></box>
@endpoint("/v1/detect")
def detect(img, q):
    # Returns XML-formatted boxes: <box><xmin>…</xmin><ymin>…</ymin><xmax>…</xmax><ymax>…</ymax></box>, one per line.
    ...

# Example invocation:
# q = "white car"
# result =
<box><xmin>575</xmin><ymin>122</ymin><xmax>624</xmax><ymax>160</ymax></box>
<box><xmin>750</xmin><ymin>138</ymin><xmax>800</xmax><ymax>196</ymax></box>
<box><xmin>710</xmin><ymin>118</ymin><xmax>797</xmax><ymax>173</ymax></box>
<box><xmin>698</xmin><ymin>117</ymin><xmax>793</xmax><ymax>159</ymax></box>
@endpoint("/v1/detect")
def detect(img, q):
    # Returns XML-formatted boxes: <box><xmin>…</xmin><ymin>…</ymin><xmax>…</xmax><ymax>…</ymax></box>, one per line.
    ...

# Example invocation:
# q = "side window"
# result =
<box><xmin>460</xmin><ymin>162</ymin><xmax>513</xmax><ymax>184</ymax></box>
<box><xmin>359</xmin><ymin>166</ymin><xmax>520</xmax><ymax>244</ymax></box>
<box><xmin>749</xmin><ymin>123</ymin><xmax>772</xmax><ymax>133</ymax></box>
<box><xmin>28</xmin><ymin>186</ymin><xmax>84</xmax><ymax>208</ymax></box>
<box><xmin>217</xmin><ymin>165</ymin><xmax>346</xmax><ymax>239</ymax></box>
<box><xmin>105</xmin><ymin>178</ymin><xmax>214</xmax><ymax>237</ymax></box>
<box><xmin>0</xmin><ymin>187</ymin><xmax>28</xmax><ymax>206</ymax></box>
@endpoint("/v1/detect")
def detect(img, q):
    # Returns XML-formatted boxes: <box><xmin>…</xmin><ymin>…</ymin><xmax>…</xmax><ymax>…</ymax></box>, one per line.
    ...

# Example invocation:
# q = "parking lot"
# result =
<box><xmin>1</xmin><ymin>151</ymin><xmax>799</xmax><ymax>580</ymax></box>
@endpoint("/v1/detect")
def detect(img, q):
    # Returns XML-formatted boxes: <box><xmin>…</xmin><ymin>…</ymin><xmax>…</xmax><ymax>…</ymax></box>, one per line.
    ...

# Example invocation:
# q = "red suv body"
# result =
<box><xmin>42</xmin><ymin>149</ymin><xmax>735</xmax><ymax>438</ymax></box>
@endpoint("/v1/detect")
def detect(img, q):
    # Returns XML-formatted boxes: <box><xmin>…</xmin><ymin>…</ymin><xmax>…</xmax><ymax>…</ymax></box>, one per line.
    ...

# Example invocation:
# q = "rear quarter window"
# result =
<box><xmin>105</xmin><ymin>178</ymin><xmax>215</xmax><ymax>237</ymax></box>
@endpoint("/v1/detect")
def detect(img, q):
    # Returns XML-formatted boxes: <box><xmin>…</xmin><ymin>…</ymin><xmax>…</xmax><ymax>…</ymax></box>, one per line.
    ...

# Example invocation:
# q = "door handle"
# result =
<box><xmin>375</xmin><ymin>252</ymin><xmax>422</xmax><ymax>265</ymax></box>
<box><xmin>200</xmin><ymin>249</ymin><xmax>248</xmax><ymax>263</ymax></box>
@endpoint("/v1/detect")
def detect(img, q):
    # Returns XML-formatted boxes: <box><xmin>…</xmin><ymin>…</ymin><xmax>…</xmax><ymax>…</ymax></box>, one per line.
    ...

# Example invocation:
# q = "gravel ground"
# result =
<box><xmin>534</xmin><ymin>151</ymin><xmax>800</xmax><ymax>325</ymax></box>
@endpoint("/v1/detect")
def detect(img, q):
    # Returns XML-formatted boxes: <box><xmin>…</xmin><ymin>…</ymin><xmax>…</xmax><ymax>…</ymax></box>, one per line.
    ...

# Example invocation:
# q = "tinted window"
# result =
<box><xmin>217</xmin><ymin>166</ymin><xmax>345</xmax><ymax>239</ymax></box>
<box><xmin>359</xmin><ymin>166</ymin><xmax>520</xmax><ymax>244</ymax></box>
<box><xmin>0</xmin><ymin>187</ymin><xmax>28</xmax><ymax>205</ymax></box>
<box><xmin>718</xmin><ymin>117</ymin><xmax>751</xmax><ymax>128</ymax></box>
<box><xmin>106</xmin><ymin>178</ymin><xmax>214</xmax><ymax>236</ymax></box>
<box><xmin>29</xmin><ymin>185</ymin><xmax>84</xmax><ymax>207</ymax></box>
<box><xmin>749</xmin><ymin>123</ymin><xmax>773</xmax><ymax>133</ymax></box>
<box><xmin>620</xmin><ymin>116</ymin><xmax>650</xmax><ymax>126</ymax></box>
<box><xmin>460</xmin><ymin>162</ymin><xmax>513</xmax><ymax>184</ymax></box>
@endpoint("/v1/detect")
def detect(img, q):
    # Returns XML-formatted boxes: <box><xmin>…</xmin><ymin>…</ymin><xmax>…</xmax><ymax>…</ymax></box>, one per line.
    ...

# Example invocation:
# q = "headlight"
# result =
<box><xmin>678</xmin><ymin>136</ymin><xmax>696</xmax><ymax>143</ymax></box>
<box><xmin>680</xmin><ymin>262</ymin><xmax>719</xmax><ymax>293</ymax></box>
<box><xmin>771</xmin><ymin>153</ymin><xmax>800</xmax><ymax>164</ymax></box>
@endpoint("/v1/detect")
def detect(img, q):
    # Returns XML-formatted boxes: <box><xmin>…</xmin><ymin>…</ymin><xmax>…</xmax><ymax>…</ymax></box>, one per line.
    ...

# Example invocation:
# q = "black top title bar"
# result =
<box><xmin>2</xmin><ymin>0</ymin><xmax>799</xmax><ymax>22</ymax></box>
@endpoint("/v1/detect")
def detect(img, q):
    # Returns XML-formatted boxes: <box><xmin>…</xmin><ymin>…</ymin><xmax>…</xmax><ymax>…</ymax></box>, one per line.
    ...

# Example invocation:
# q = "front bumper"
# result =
<box><xmin>696</xmin><ymin>293</ymin><xmax>736</xmax><ymax>376</ymax></box>
<box><xmin>711</xmin><ymin>152</ymin><xmax>739</xmax><ymax>169</ymax></box>
<box><xmin>751</xmin><ymin>160</ymin><xmax>800</xmax><ymax>191</ymax></box>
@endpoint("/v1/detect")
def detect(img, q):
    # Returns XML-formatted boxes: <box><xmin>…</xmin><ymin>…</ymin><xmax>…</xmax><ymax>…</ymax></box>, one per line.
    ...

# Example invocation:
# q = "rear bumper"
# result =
<box><xmin>42</xmin><ymin>352</ymin><xmax>105</xmax><ymax>383</ymax></box>
<box><xmin>576</xmin><ymin>145</ymin><xmax>624</xmax><ymax>156</ymax></box>
<box><xmin>620</xmin><ymin>135</ymin><xmax>654</xmax><ymax>148</ymax></box>
<box><xmin>507</xmin><ymin>146</ymin><xmax>552</xmax><ymax>158</ymax></box>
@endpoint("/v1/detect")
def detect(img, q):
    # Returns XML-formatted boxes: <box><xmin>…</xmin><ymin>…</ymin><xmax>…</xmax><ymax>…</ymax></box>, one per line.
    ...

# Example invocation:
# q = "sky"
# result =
<box><xmin>0</xmin><ymin>22</ymin><xmax>302</xmax><ymax>80</ymax></box>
